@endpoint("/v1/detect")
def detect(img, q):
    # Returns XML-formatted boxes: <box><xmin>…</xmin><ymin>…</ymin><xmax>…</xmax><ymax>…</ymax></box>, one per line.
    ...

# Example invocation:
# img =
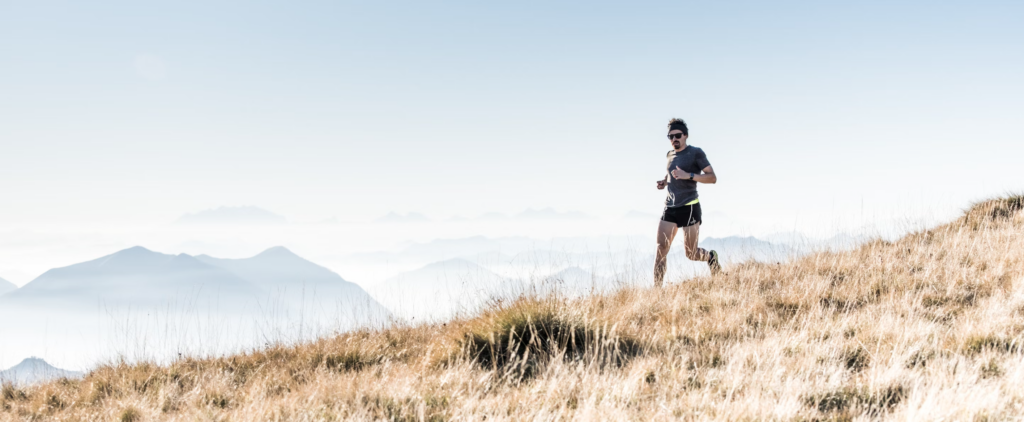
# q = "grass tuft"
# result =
<box><xmin>841</xmin><ymin>346</ymin><xmax>870</xmax><ymax>372</ymax></box>
<box><xmin>119</xmin><ymin>406</ymin><xmax>142</xmax><ymax>422</ymax></box>
<box><xmin>1</xmin><ymin>383</ymin><xmax>27</xmax><ymax>402</ymax></box>
<box><xmin>962</xmin><ymin>194</ymin><xmax>1024</xmax><ymax>229</ymax></box>
<box><xmin>458</xmin><ymin>298</ymin><xmax>642</xmax><ymax>379</ymax></box>
<box><xmin>806</xmin><ymin>384</ymin><xmax>906</xmax><ymax>416</ymax></box>
<box><xmin>964</xmin><ymin>335</ymin><xmax>1020</xmax><ymax>355</ymax></box>
<box><xmin>319</xmin><ymin>351</ymin><xmax>375</xmax><ymax>372</ymax></box>
<box><xmin>981</xmin><ymin>358</ymin><xmax>1003</xmax><ymax>378</ymax></box>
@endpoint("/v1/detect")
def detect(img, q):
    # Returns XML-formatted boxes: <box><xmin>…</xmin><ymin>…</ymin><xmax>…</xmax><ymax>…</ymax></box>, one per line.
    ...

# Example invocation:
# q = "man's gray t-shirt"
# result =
<box><xmin>665</xmin><ymin>146</ymin><xmax>711</xmax><ymax>208</ymax></box>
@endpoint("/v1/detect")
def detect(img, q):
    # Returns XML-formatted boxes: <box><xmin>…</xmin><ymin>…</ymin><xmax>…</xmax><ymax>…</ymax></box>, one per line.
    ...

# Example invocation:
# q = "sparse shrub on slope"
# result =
<box><xmin>119</xmin><ymin>406</ymin><xmax>141</xmax><ymax>422</ymax></box>
<box><xmin>805</xmin><ymin>384</ymin><xmax>906</xmax><ymax>417</ymax></box>
<box><xmin>0</xmin><ymin>383</ymin><xmax>28</xmax><ymax>412</ymax></box>
<box><xmin>453</xmin><ymin>297</ymin><xmax>643</xmax><ymax>380</ymax></box>
<box><xmin>962</xmin><ymin>194</ymin><xmax>1024</xmax><ymax>229</ymax></box>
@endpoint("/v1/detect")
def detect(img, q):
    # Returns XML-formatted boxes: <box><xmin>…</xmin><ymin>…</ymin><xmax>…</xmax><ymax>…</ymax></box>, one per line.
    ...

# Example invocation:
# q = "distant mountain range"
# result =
<box><xmin>0</xmin><ymin>277</ymin><xmax>15</xmax><ymax>295</ymax></box>
<box><xmin>368</xmin><ymin>258</ymin><xmax>508</xmax><ymax>321</ymax></box>
<box><xmin>364</xmin><ymin>257</ymin><xmax>634</xmax><ymax>321</ymax></box>
<box><xmin>175</xmin><ymin>206</ymin><xmax>287</xmax><ymax>225</ymax></box>
<box><xmin>2</xmin><ymin>246</ymin><xmax>261</xmax><ymax>310</ymax></box>
<box><xmin>696</xmin><ymin>236</ymin><xmax>797</xmax><ymax>263</ymax></box>
<box><xmin>323</xmin><ymin>233</ymin><xmax>799</xmax><ymax>291</ymax></box>
<box><xmin>333</xmin><ymin>236</ymin><xmax>537</xmax><ymax>275</ymax></box>
<box><xmin>0</xmin><ymin>246</ymin><xmax>389</xmax><ymax>324</ymax></box>
<box><xmin>195</xmin><ymin>247</ymin><xmax>387</xmax><ymax>317</ymax></box>
<box><xmin>0</xmin><ymin>233</ymin><xmax>813</xmax><ymax>368</ymax></box>
<box><xmin>0</xmin><ymin>246</ymin><xmax>392</xmax><ymax>371</ymax></box>
<box><xmin>335</xmin><ymin>235</ymin><xmax>645</xmax><ymax>269</ymax></box>
<box><xmin>333</xmin><ymin>234</ymin><xmax>792</xmax><ymax>274</ymax></box>
<box><xmin>0</xmin><ymin>358</ymin><xmax>82</xmax><ymax>386</ymax></box>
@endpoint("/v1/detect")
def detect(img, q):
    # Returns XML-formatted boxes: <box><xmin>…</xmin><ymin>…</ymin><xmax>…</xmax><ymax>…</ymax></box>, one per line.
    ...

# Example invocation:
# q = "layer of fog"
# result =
<box><xmin>0</xmin><ymin>201</ymin><xmax>967</xmax><ymax>373</ymax></box>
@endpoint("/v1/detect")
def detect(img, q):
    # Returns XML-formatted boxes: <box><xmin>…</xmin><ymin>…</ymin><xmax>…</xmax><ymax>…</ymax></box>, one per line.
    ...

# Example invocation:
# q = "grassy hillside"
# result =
<box><xmin>3</xmin><ymin>197</ymin><xmax>1023</xmax><ymax>421</ymax></box>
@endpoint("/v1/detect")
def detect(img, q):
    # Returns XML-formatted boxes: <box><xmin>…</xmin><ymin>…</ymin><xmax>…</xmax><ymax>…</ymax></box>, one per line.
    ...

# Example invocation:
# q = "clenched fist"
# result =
<box><xmin>670</xmin><ymin>166</ymin><xmax>691</xmax><ymax>180</ymax></box>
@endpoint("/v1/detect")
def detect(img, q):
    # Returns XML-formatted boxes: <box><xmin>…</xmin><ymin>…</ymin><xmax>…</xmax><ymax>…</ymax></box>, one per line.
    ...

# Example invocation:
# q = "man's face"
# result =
<box><xmin>668</xmin><ymin>130</ymin><xmax>687</xmax><ymax>150</ymax></box>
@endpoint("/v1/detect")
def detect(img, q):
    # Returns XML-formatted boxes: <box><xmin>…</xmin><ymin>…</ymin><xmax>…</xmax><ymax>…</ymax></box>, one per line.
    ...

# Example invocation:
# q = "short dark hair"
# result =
<box><xmin>667</xmin><ymin>118</ymin><xmax>688</xmax><ymax>136</ymax></box>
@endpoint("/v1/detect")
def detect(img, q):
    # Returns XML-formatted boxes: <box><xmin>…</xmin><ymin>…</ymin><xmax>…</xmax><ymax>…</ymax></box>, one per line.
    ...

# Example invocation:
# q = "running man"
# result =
<box><xmin>654</xmin><ymin>118</ymin><xmax>720</xmax><ymax>287</ymax></box>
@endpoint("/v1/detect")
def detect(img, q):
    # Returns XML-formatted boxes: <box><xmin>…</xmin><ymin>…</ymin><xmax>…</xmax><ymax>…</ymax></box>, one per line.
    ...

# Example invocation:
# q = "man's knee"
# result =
<box><xmin>656</xmin><ymin>247</ymin><xmax>671</xmax><ymax>259</ymax></box>
<box><xmin>685</xmin><ymin>248</ymin><xmax>702</xmax><ymax>261</ymax></box>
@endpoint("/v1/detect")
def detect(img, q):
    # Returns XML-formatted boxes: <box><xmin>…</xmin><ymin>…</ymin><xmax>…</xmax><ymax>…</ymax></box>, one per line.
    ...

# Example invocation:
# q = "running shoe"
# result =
<box><xmin>708</xmin><ymin>250</ymin><xmax>722</xmax><ymax>275</ymax></box>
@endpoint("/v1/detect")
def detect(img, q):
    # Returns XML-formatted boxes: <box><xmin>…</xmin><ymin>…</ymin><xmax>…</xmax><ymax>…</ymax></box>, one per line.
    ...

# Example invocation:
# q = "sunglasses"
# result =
<box><xmin>667</xmin><ymin>133</ymin><xmax>684</xmax><ymax>140</ymax></box>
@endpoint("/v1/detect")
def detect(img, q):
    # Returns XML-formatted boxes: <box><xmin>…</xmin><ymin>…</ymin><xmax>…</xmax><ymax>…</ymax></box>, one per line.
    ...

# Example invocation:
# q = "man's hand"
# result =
<box><xmin>670</xmin><ymin>166</ymin><xmax>690</xmax><ymax>180</ymax></box>
<box><xmin>656</xmin><ymin>179</ymin><xmax>667</xmax><ymax>190</ymax></box>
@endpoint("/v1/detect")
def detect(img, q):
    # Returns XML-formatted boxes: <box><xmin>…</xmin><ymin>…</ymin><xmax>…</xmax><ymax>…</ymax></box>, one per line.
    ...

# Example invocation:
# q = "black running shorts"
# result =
<box><xmin>661</xmin><ymin>203</ymin><xmax>702</xmax><ymax>228</ymax></box>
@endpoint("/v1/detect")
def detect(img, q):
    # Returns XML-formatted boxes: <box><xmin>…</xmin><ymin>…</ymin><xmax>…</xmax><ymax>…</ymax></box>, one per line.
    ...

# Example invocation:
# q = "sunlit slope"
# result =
<box><xmin>2</xmin><ymin>196</ymin><xmax>1023</xmax><ymax>421</ymax></box>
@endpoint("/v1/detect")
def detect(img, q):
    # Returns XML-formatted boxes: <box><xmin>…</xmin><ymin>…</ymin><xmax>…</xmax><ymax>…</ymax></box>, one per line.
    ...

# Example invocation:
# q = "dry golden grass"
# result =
<box><xmin>3</xmin><ymin>196</ymin><xmax>1024</xmax><ymax>421</ymax></box>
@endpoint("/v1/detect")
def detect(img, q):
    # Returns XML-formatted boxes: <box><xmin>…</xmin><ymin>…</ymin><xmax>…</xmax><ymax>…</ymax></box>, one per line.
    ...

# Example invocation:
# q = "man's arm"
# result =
<box><xmin>656</xmin><ymin>175</ymin><xmax>667</xmax><ymax>190</ymax></box>
<box><xmin>696</xmin><ymin>166</ymin><xmax>716</xmax><ymax>184</ymax></box>
<box><xmin>670</xmin><ymin>166</ymin><xmax>716</xmax><ymax>184</ymax></box>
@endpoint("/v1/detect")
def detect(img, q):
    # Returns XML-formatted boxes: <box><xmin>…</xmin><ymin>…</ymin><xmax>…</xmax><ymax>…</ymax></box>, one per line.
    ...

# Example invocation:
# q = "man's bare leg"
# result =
<box><xmin>654</xmin><ymin>220</ymin><xmax>678</xmax><ymax>287</ymax></box>
<box><xmin>680</xmin><ymin>223</ymin><xmax>711</xmax><ymax>262</ymax></box>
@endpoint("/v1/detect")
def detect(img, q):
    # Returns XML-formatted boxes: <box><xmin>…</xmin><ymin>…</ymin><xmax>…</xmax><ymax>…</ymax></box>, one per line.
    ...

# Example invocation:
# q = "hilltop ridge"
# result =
<box><xmin>0</xmin><ymin>358</ymin><xmax>82</xmax><ymax>386</ymax></box>
<box><xmin>2</xmin><ymin>196</ymin><xmax>1022</xmax><ymax>421</ymax></box>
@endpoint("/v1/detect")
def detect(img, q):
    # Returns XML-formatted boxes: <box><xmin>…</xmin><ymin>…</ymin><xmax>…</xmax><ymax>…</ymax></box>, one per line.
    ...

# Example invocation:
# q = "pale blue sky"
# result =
<box><xmin>2</xmin><ymin>0</ymin><xmax>1022</xmax><ymax>227</ymax></box>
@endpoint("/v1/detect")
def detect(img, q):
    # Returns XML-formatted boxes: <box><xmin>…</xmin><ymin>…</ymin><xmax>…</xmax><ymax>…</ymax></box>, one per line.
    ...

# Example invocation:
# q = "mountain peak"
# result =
<box><xmin>79</xmin><ymin>247</ymin><xmax>217</xmax><ymax>273</ymax></box>
<box><xmin>254</xmin><ymin>246</ymin><xmax>300</xmax><ymax>260</ymax></box>
<box><xmin>13</xmin><ymin>357</ymin><xmax>50</xmax><ymax>367</ymax></box>
<box><xmin>105</xmin><ymin>246</ymin><xmax>163</xmax><ymax>259</ymax></box>
<box><xmin>94</xmin><ymin>246</ymin><xmax>171</xmax><ymax>269</ymax></box>
<box><xmin>1</xmin><ymin>357</ymin><xmax>83</xmax><ymax>386</ymax></box>
<box><xmin>118</xmin><ymin>246</ymin><xmax>155</xmax><ymax>255</ymax></box>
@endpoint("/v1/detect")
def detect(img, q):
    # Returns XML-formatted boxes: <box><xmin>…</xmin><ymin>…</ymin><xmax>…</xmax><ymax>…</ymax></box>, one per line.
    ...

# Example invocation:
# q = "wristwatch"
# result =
<box><xmin>689</xmin><ymin>173</ymin><xmax>694</xmax><ymax>180</ymax></box>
